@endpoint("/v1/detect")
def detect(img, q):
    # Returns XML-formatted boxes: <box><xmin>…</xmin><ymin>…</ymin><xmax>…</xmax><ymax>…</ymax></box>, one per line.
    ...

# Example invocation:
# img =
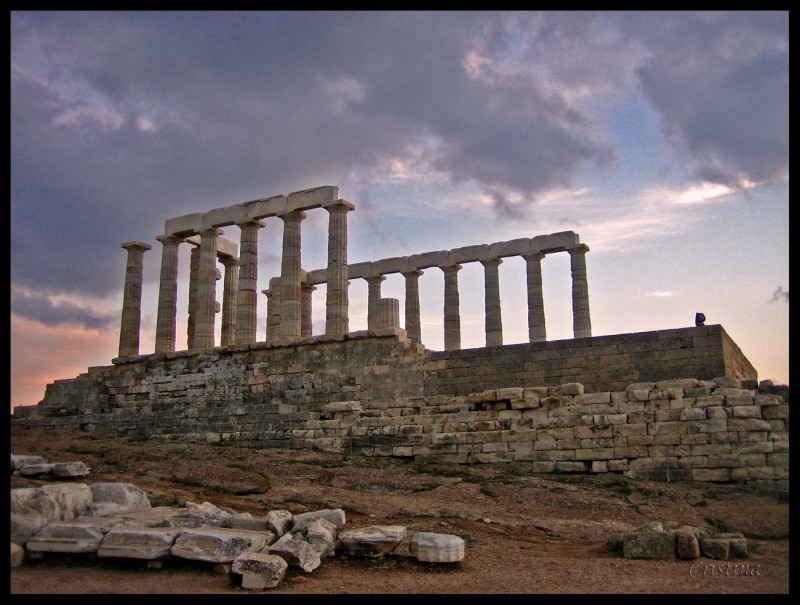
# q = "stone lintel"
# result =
<box><xmin>243</xmin><ymin>195</ymin><xmax>289</xmax><ymax>221</ymax></box>
<box><xmin>371</xmin><ymin>256</ymin><xmax>409</xmax><ymax>276</ymax></box>
<box><xmin>448</xmin><ymin>244</ymin><xmax>489</xmax><ymax>264</ymax></box>
<box><xmin>321</xmin><ymin>198</ymin><xmax>355</xmax><ymax>211</ymax></box>
<box><xmin>487</xmin><ymin>238</ymin><xmax>531</xmax><ymax>258</ymax></box>
<box><xmin>287</xmin><ymin>185</ymin><xmax>339</xmax><ymax>210</ymax></box>
<box><xmin>408</xmin><ymin>250</ymin><xmax>449</xmax><ymax>270</ymax></box>
<box><xmin>347</xmin><ymin>262</ymin><xmax>373</xmax><ymax>280</ymax></box>
<box><xmin>531</xmin><ymin>231</ymin><xmax>580</xmax><ymax>254</ymax></box>
<box><xmin>305</xmin><ymin>268</ymin><xmax>328</xmax><ymax>285</ymax></box>
<box><xmin>121</xmin><ymin>241</ymin><xmax>152</xmax><ymax>251</ymax></box>
<box><xmin>185</xmin><ymin>235</ymin><xmax>238</xmax><ymax>259</ymax></box>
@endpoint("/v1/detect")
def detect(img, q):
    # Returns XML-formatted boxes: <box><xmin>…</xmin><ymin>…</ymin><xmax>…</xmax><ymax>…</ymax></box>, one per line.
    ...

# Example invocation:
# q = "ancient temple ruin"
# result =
<box><xmin>14</xmin><ymin>186</ymin><xmax>788</xmax><ymax>484</ymax></box>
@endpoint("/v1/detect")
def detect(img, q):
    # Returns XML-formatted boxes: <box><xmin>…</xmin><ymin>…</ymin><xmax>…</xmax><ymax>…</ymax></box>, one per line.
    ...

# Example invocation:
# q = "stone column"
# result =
<box><xmin>118</xmin><ymin>241</ymin><xmax>151</xmax><ymax>358</ymax></box>
<box><xmin>261</xmin><ymin>288</ymin><xmax>271</xmax><ymax>341</ymax></box>
<box><xmin>365</xmin><ymin>275</ymin><xmax>386</xmax><ymax>331</ymax></box>
<box><xmin>523</xmin><ymin>252</ymin><xmax>546</xmax><ymax>343</ymax></box>
<box><xmin>194</xmin><ymin>228</ymin><xmax>221</xmax><ymax>349</ymax></box>
<box><xmin>481</xmin><ymin>257</ymin><xmax>503</xmax><ymax>347</ymax></box>
<box><xmin>569</xmin><ymin>244</ymin><xmax>592</xmax><ymax>339</ymax></box>
<box><xmin>301</xmin><ymin>282</ymin><xmax>316</xmax><ymax>337</ymax></box>
<box><xmin>154</xmin><ymin>235</ymin><xmax>181</xmax><ymax>353</ymax></box>
<box><xmin>279</xmin><ymin>211</ymin><xmax>306</xmax><ymax>338</ymax></box>
<box><xmin>220</xmin><ymin>256</ymin><xmax>239</xmax><ymax>346</ymax></box>
<box><xmin>441</xmin><ymin>264</ymin><xmax>462</xmax><ymax>351</ymax></box>
<box><xmin>187</xmin><ymin>246</ymin><xmax>200</xmax><ymax>349</ymax></box>
<box><xmin>325</xmin><ymin>201</ymin><xmax>354</xmax><ymax>336</ymax></box>
<box><xmin>235</xmin><ymin>220</ymin><xmax>264</xmax><ymax>345</ymax></box>
<box><xmin>267</xmin><ymin>276</ymin><xmax>281</xmax><ymax>341</ymax></box>
<box><xmin>402</xmin><ymin>269</ymin><xmax>424</xmax><ymax>342</ymax></box>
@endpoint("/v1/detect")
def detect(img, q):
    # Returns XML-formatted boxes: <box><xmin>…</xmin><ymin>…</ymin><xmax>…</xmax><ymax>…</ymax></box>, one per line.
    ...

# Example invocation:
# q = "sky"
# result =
<box><xmin>10</xmin><ymin>11</ymin><xmax>789</xmax><ymax>412</ymax></box>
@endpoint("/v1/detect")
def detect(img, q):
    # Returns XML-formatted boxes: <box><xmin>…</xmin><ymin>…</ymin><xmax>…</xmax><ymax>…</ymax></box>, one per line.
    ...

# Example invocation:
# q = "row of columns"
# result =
<box><xmin>119</xmin><ymin>228</ymin><xmax>591</xmax><ymax>357</ymax></box>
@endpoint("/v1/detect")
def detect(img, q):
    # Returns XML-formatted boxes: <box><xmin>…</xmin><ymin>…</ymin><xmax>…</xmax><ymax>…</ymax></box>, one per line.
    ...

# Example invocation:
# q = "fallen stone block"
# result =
<box><xmin>292</xmin><ymin>508</ymin><xmax>346</xmax><ymax>533</ymax></box>
<box><xmin>267</xmin><ymin>510</ymin><xmax>293</xmax><ymax>538</ymax></box>
<box><xmin>232</xmin><ymin>552</ymin><xmax>288</xmax><ymax>590</ymax></box>
<box><xmin>230</xmin><ymin>512</ymin><xmax>270</xmax><ymax>533</ymax></box>
<box><xmin>11</xmin><ymin>484</ymin><xmax>93</xmax><ymax>522</ymax></box>
<box><xmin>305</xmin><ymin>519</ymin><xmax>337</xmax><ymax>557</ymax></box>
<box><xmin>91</xmin><ymin>483</ymin><xmax>151</xmax><ymax>509</ymax></box>
<box><xmin>339</xmin><ymin>525</ymin><xmax>406</xmax><ymax>558</ymax></box>
<box><xmin>171</xmin><ymin>528</ymin><xmax>269</xmax><ymax>563</ymax></box>
<box><xmin>10</xmin><ymin>513</ymin><xmax>48</xmax><ymax>546</ymax></box>
<box><xmin>605</xmin><ymin>534</ymin><xmax>624</xmax><ymax>554</ymax></box>
<box><xmin>675</xmin><ymin>532</ymin><xmax>700</xmax><ymax>559</ymax></box>
<box><xmin>52</xmin><ymin>461</ymin><xmax>90</xmax><ymax>477</ymax></box>
<box><xmin>11</xmin><ymin>543</ymin><xmax>25</xmax><ymax>567</ymax></box>
<box><xmin>622</xmin><ymin>531</ymin><xmax>676</xmax><ymax>559</ymax></box>
<box><xmin>98</xmin><ymin>527</ymin><xmax>184</xmax><ymax>560</ymax></box>
<box><xmin>26</xmin><ymin>522</ymin><xmax>108</xmax><ymax>554</ymax></box>
<box><xmin>268</xmin><ymin>533</ymin><xmax>321</xmax><ymax>573</ymax></box>
<box><xmin>409</xmin><ymin>532</ymin><xmax>465</xmax><ymax>563</ymax></box>
<box><xmin>165</xmin><ymin>501</ymin><xmax>234</xmax><ymax>528</ymax></box>
<box><xmin>634</xmin><ymin>521</ymin><xmax>664</xmax><ymax>533</ymax></box>
<box><xmin>18</xmin><ymin>463</ymin><xmax>55</xmax><ymax>477</ymax></box>
<box><xmin>11</xmin><ymin>455</ymin><xmax>45</xmax><ymax>471</ymax></box>
<box><xmin>700</xmin><ymin>538</ymin><xmax>730</xmax><ymax>560</ymax></box>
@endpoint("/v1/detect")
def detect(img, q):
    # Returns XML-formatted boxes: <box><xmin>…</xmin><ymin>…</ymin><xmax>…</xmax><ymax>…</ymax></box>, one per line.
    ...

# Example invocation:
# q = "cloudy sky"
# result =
<box><xmin>10</xmin><ymin>11</ymin><xmax>789</xmax><ymax>411</ymax></box>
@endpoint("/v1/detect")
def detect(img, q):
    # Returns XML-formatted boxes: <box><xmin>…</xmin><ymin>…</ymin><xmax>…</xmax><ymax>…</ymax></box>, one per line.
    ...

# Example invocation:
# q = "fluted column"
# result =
<box><xmin>301</xmin><ymin>282</ymin><xmax>316</xmax><ymax>337</ymax></box>
<box><xmin>220</xmin><ymin>256</ymin><xmax>239</xmax><ymax>346</ymax></box>
<box><xmin>481</xmin><ymin>257</ymin><xmax>503</xmax><ymax>347</ymax></box>
<box><xmin>569</xmin><ymin>244</ymin><xmax>592</xmax><ymax>338</ymax></box>
<box><xmin>235</xmin><ymin>220</ymin><xmax>264</xmax><ymax>345</ymax></box>
<box><xmin>441</xmin><ymin>264</ymin><xmax>462</xmax><ymax>351</ymax></box>
<box><xmin>279</xmin><ymin>211</ymin><xmax>306</xmax><ymax>338</ymax></box>
<box><xmin>187</xmin><ymin>246</ymin><xmax>200</xmax><ymax>349</ymax></box>
<box><xmin>194</xmin><ymin>228</ymin><xmax>221</xmax><ymax>349</ymax></box>
<box><xmin>523</xmin><ymin>252</ymin><xmax>546</xmax><ymax>343</ymax></box>
<box><xmin>325</xmin><ymin>201</ymin><xmax>354</xmax><ymax>336</ymax></box>
<box><xmin>154</xmin><ymin>235</ymin><xmax>181</xmax><ymax>353</ymax></box>
<box><xmin>267</xmin><ymin>276</ymin><xmax>281</xmax><ymax>341</ymax></box>
<box><xmin>365</xmin><ymin>275</ymin><xmax>386</xmax><ymax>331</ymax></box>
<box><xmin>118</xmin><ymin>241</ymin><xmax>151</xmax><ymax>358</ymax></box>
<box><xmin>402</xmin><ymin>269</ymin><xmax>423</xmax><ymax>342</ymax></box>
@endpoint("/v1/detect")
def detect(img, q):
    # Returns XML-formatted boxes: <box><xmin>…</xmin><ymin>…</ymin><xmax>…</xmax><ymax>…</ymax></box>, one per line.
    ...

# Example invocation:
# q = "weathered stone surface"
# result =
<box><xmin>171</xmin><ymin>528</ymin><xmax>269</xmax><ymax>563</ymax></box>
<box><xmin>11</xmin><ymin>484</ymin><xmax>93</xmax><ymax>522</ymax></box>
<box><xmin>26</xmin><ymin>522</ymin><xmax>108</xmax><ymax>554</ymax></box>
<box><xmin>232</xmin><ymin>552</ymin><xmax>288</xmax><ymax>590</ymax></box>
<box><xmin>10</xmin><ymin>513</ymin><xmax>48</xmax><ymax>546</ymax></box>
<box><xmin>165</xmin><ymin>501</ymin><xmax>233</xmax><ymax>528</ymax></box>
<box><xmin>98</xmin><ymin>527</ymin><xmax>183</xmax><ymax>560</ymax></box>
<box><xmin>701</xmin><ymin>538</ymin><xmax>730</xmax><ymax>560</ymax></box>
<box><xmin>339</xmin><ymin>525</ymin><xmax>406</xmax><ymax>558</ymax></box>
<box><xmin>18</xmin><ymin>463</ymin><xmax>55</xmax><ymax>476</ymax></box>
<box><xmin>728</xmin><ymin>538</ymin><xmax>748</xmax><ymax>559</ymax></box>
<box><xmin>622</xmin><ymin>531</ymin><xmax>675</xmax><ymax>559</ymax></box>
<box><xmin>324</xmin><ymin>401</ymin><xmax>363</xmax><ymax>413</ymax></box>
<box><xmin>11</xmin><ymin>542</ymin><xmax>25</xmax><ymax>567</ymax></box>
<box><xmin>675</xmin><ymin>532</ymin><xmax>700</xmax><ymax>559</ymax></box>
<box><xmin>634</xmin><ymin>521</ymin><xmax>663</xmax><ymax>533</ymax></box>
<box><xmin>11</xmin><ymin>455</ymin><xmax>45</xmax><ymax>471</ymax></box>
<box><xmin>229</xmin><ymin>512</ymin><xmax>270</xmax><ymax>533</ymax></box>
<box><xmin>409</xmin><ymin>532</ymin><xmax>465</xmax><ymax>563</ymax></box>
<box><xmin>267</xmin><ymin>510</ymin><xmax>293</xmax><ymax>537</ymax></box>
<box><xmin>292</xmin><ymin>508</ymin><xmax>346</xmax><ymax>532</ymax></box>
<box><xmin>52</xmin><ymin>461</ymin><xmax>90</xmax><ymax>477</ymax></box>
<box><xmin>91</xmin><ymin>483</ymin><xmax>151</xmax><ymax>509</ymax></box>
<box><xmin>268</xmin><ymin>533</ymin><xmax>321</xmax><ymax>572</ymax></box>
<box><xmin>305</xmin><ymin>519</ymin><xmax>336</xmax><ymax>557</ymax></box>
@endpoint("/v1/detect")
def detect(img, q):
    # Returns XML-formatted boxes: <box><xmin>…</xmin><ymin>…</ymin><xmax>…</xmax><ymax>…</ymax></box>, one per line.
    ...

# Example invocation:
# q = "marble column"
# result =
<box><xmin>279</xmin><ymin>211</ymin><xmax>306</xmax><ymax>338</ymax></box>
<box><xmin>441</xmin><ymin>264</ymin><xmax>462</xmax><ymax>351</ymax></box>
<box><xmin>267</xmin><ymin>276</ymin><xmax>281</xmax><ymax>341</ymax></box>
<box><xmin>481</xmin><ymin>257</ymin><xmax>503</xmax><ymax>347</ymax></box>
<box><xmin>402</xmin><ymin>269</ymin><xmax>423</xmax><ymax>342</ymax></box>
<box><xmin>194</xmin><ymin>228</ymin><xmax>221</xmax><ymax>349</ymax></box>
<box><xmin>325</xmin><ymin>201</ymin><xmax>354</xmax><ymax>336</ymax></box>
<box><xmin>235</xmin><ymin>220</ymin><xmax>264</xmax><ymax>345</ymax></box>
<box><xmin>301</xmin><ymin>282</ymin><xmax>316</xmax><ymax>337</ymax></box>
<box><xmin>261</xmin><ymin>288</ymin><xmax>271</xmax><ymax>341</ymax></box>
<box><xmin>220</xmin><ymin>256</ymin><xmax>239</xmax><ymax>346</ymax></box>
<box><xmin>365</xmin><ymin>275</ymin><xmax>386</xmax><ymax>331</ymax></box>
<box><xmin>154</xmin><ymin>235</ymin><xmax>181</xmax><ymax>353</ymax></box>
<box><xmin>569</xmin><ymin>244</ymin><xmax>592</xmax><ymax>339</ymax></box>
<box><xmin>523</xmin><ymin>252</ymin><xmax>546</xmax><ymax>343</ymax></box>
<box><xmin>187</xmin><ymin>245</ymin><xmax>200</xmax><ymax>349</ymax></box>
<box><xmin>118</xmin><ymin>241</ymin><xmax>151</xmax><ymax>358</ymax></box>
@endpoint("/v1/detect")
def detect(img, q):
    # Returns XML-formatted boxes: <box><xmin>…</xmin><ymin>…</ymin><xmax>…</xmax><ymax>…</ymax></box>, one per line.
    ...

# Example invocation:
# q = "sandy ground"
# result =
<box><xmin>10</xmin><ymin>427</ymin><xmax>789</xmax><ymax>594</ymax></box>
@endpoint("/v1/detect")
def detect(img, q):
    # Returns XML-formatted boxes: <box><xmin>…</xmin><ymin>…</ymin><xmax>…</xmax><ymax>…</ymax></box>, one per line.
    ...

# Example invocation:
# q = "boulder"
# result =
<box><xmin>52</xmin><ymin>462</ymin><xmax>90</xmax><ymax>477</ymax></box>
<box><xmin>634</xmin><ymin>521</ymin><xmax>664</xmax><ymax>533</ymax></box>
<box><xmin>11</xmin><ymin>455</ymin><xmax>45</xmax><ymax>471</ymax></box>
<box><xmin>97</xmin><ymin>527</ymin><xmax>184</xmax><ymax>560</ymax></box>
<box><xmin>700</xmin><ymin>538</ymin><xmax>730</xmax><ymax>560</ymax></box>
<box><xmin>10</xmin><ymin>513</ymin><xmax>48</xmax><ymax>546</ymax></box>
<box><xmin>409</xmin><ymin>532</ymin><xmax>465</xmax><ymax>563</ymax></box>
<box><xmin>90</xmin><ymin>483</ymin><xmax>151</xmax><ymax>509</ymax></box>
<box><xmin>622</xmin><ymin>531</ymin><xmax>676</xmax><ymax>559</ymax></box>
<box><xmin>268</xmin><ymin>533</ymin><xmax>321</xmax><ymax>573</ymax></box>
<box><xmin>232</xmin><ymin>552</ymin><xmax>288</xmax><ymax>590</ymax></box>
<box><xmin>292</xmin><ymin>508</ymin><xmax>346</xmax><ymax>533</ymax></box>
<box><xmin>339</xmin><ymin>525</ymin><xmax>406</xmax><ymax>558</ymax></box>
<box><xmin>267</xmin><ymin>510</ymin><xmax>293</xmax><ymax>537</ymax></box>
<box><xmin>18</xmin><ymin>463</ymin><xmax>55</xmax><ymax>477</ymax></box>
<box><xmin>170</xmin><ymin>527</ymin><xmax>269</xmax><ymax>563</ymax></box>
<box><xmin>305</xmin><ymin>519</ymin><xmax>337</xmax><ymax>557</ymax></box>
<box><xmin>675</xmin><ymin>532</ymin><xmax>700</xmax><ymax>559</ymax></box>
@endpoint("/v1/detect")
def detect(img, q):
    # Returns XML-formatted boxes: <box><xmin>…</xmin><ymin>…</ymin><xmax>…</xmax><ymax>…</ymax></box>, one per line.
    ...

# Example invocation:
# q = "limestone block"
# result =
<box><xmin>165</xmin><ymin>501</ymin><xmax>234</xmax><ymax>528</ymax></box>
<box><xmin>560</xmin><ymin>383</ymin><xmax>584</xmax><ymax>396</ymax></box>
<box><xmin>10</xmin><ymin>455</ymin><xmax>45</xmax><ymax>471</ymax></box>
<box><xmin>656</xmin><ymin>378</ymin><xmax>699</xmax><ymax>390</ymax></box>
<box><xmin>10</xmin><ymin>513</ymin><xmax>48</xmax><ymax>546</ymax></box>
<box><xmin>727</xmin><ymin>418</ymin><xmax>772</xmax><ymax>432</ymax></box>
<box><xmin>575</xmin><ymin>392</ymin><xmax>610</xmax><ymax>405</ymax></box>
<box><xmin>97</xmin><ymin>527</ymin><xmax>183</xmax><ymax>560</ymax></box>
<box><xmin>287</xmin><ymin>185</ymin><xmax>338</xmax><ymax>209</ymax></box>
<box><xmin>18</xmin><ymin>463</ymin><xmax>55</xmax><ymax>476</ymax></box>
<box><xmin>700</xmin><ymin>538</ymin><xmax>730</xmax><ymax>560</ymax></box>
<box><xmin>11</xmin><ymin>543</ymin><xmax>25</xmax><ymax>567</ymax></box>
<box><xmin>675</xmin><ymin>532</ymin><xmax>700</xmax><ymax>559</ymax></box>
<box><xmin>761</xmin><ymin>404</ymin><xmax>789</xmax><ymax>419</ymax></box>
<box><xmin>488</xmin><ymin>237</ymin><xmax>531</xmax><ymax>258</ymax></box>
<box><xmin>324</xmin><ymin>401</ymin><xmax>363</xmax><ymax>413</ymax></box>
<box><xmin>305</xmin><ymin>519</ymin><xmax>337</xmax><ymax>557</ymax></box>
<box><xmin>680</xmin><ymin>408</ymin><xmax>706</xmax><ymax>421</ymax></box>
<box><xmin>339</xmin><ymin>525</ymin><xmax>406</xmax><ymax>558</ymax></box>
<box><xmin>26</xmin><ymin>522</ymin><xmax>108</xmax><ymax>554</ymax></box>
<box><xmin>530</xmin><ymin>231</ymin><xmax>579</xmax><ymax>253</ymax></box>
<box><xmin>713</xmin><ymin>376</ymin><xmax>741</xmax><ymax>388</ymax></box>
<box><xmin>692</xmin><ymin>468</ymin><xmax>731</xmax><ymax>482</ymax></box>
<box><xmin>292</xmin><ymin>508</ymin><xmax>346</xmax><ymax>532</ymax></box>
<box><xmin>409</xmin><ymin>532</ymin><xmax>465</xmax><ymax>563</ymax></box>
<box><xmin>268</xmin><ymin>532</ymin><xmax>321</xmax><ymax>572</ymax></box>
<box><xmin>170</xmin><ymin>528</ymin><xmax>269</xmax><ymax>563</ymax></box>
<box><xmin>622</xmin><ymin>531</ymin><xmax>675</xmax><ymax>559</ymax></box>
<box><xmin>266</xmin><ymin>510</ymin><xmax>294</xmax><ymax>538</ymax></box>
<box><xmin>232</xmin><ymin>552</ymin><xmax>288</xmax><ymax>590</ymax></box>
<box><xmin>634</xmin><ymin>521</ymin><xmax>664</xmax><ymax>532</ymax></box>
<box><xmin>91</xmin><ymin>483</ymin><xmax>151</xmax><ymax>509</ymax></box>
<box><xmin>14</xmin><ymin>484</ymin><xmax>93</xmax><ymax>522</ymax></box>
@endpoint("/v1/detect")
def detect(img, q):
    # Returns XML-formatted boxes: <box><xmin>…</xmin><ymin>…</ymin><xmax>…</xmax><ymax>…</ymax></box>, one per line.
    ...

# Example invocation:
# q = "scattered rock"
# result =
<box><xmin>339</xmin><ymin>525</ymin><xmax>406</xmax><ymax>558</ymax></box>
<box><xmin>97</xmin><ymin>527</ymin><xmax>184</xmax><ymax>560</ymax></box>
<box><xmin>170</xmin><ymin>527</ymin><xmax>270</xmax><ymax>563</ymax></box>
<box><xmin>11</xmin><ymin>543</ymin><xmax>25</xmax><ymax>567</ymax></box>
<box><xmin>267</xmin><ymin>510</ymin><xmax>293</xmax><ymax>538</ymax></box>
<box><xmin>409</xmin><ymin>532</ymin><xmax>465</xmax><ymax>563</ymax></box>
<box><xmin>232</xmin><ymin>552</ymin><xmax>288</xmax><ymax>590</ymax></box>
<box><xmin>675</xmin><ymin>532</ymin><xmax>700</xmax><ymax>559</ymax></box>
<box><xmin>305</xmin><ymin>518</ymin><xmax>337</xmax><ymax>557</ymax></box>
<box><xmin>268</xmin><ymin>533</ymin><xmax>321</xmax><ymax>573</ymax></box>
<box><xmin>26</xmin><ymin>522</ymin><xmax>109</xmax><ymax>554</ymax></box>
<box><xmin>52</xmin><ymin>462</ymin><xmax>91</xmax><ymax>477</ymax></box>
<box><xmin>91</xmin><ymin>483</ymin><xmax>151</xmax><ymax>509</ymax></box>
<box><xmin>292</xmin><ymin>508</ymin><xmax>346</xmax><ymax>532</ymax></box>
<box><xmin>622</xmin><ymin>531</ymin><xmax>675</xmax><ymax>559</ymax></box>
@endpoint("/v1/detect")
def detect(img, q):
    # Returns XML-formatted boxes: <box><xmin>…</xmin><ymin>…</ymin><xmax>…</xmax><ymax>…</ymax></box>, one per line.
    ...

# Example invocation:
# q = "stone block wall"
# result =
<box><xmin>424</xmin><ymin>325</ymin><xmax>756</xmax><ymax>396</ymax></box>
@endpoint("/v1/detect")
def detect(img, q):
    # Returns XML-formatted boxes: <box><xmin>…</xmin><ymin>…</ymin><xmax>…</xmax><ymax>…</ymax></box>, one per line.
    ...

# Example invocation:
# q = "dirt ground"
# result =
<box><xmin>10</xmin><ymin>427</ymin><xmax>790</xmax><ymax>594</ymax></box>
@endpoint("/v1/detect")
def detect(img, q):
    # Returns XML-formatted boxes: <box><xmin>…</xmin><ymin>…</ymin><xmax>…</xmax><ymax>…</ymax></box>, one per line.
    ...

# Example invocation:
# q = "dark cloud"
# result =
<box><xmin>10</xmin><ymin>286</ymin><xmax>117</xmax><ymax>330</ymax></box>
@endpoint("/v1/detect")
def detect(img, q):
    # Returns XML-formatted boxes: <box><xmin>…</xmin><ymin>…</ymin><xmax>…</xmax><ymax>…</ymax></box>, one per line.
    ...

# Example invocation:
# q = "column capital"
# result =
<box><xmin>156</xmin><ymin>234</ymin><xmax>183</xmax><ymax>245</ymax></box>
<box><xmin>522</xmin><ymin>251</ymin><xmax>545</xmax><ymax>262</ymax></box>
<box><xmin>323</xmin><ymin>200</ymin><xmax>355</xmax><ymax>213</ymax></box>
<box><xmin>479</xmin><ymin>257</ymin><xmax>503</xmax><ymax>268</ymax></box>
<box><xmin>302</xmin><ymin>282</ymin><xmax>317</xmax><ymax>292</ymax></box>
<box><xmin>278</xmin><ymin>209</ymin><xmax>307</xmax><ymax>222</ymax></box>
<box><xmin>220</xmin><ymin>255</ymin><xmax>239</xmax><ymax>267</ymax></box>
<box><xmin>401</xmin><ymin>269</ymin><xmax>424</xmax><ymax>278</ymax></box>
<box><xmin>441</xmin><ymin>263</ymin><xmax>462</xmax><ymax>274</ymax></box>
<box><xmin>567</xmin><ymin>244</ymin><xmax>590</xmax><ymax>255</ymax></box>
<box><xmin>236</xmin><ymin>218</ymin><xmax>266</xmax><ymax>228</ymax></box>
<box><xmin>365</xmin><ymin>274</ymin><xmax>387</xmax><ymax>284</ymax></box>
<box><xmin>121</xmin><ymin>241</ymin><xmax>151</xmax><ymax>252</ymax></box>
<box><xmin>198</xmin><ymin>227</ymin><xmax>224</xmax><ymax>237</ymax></box>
